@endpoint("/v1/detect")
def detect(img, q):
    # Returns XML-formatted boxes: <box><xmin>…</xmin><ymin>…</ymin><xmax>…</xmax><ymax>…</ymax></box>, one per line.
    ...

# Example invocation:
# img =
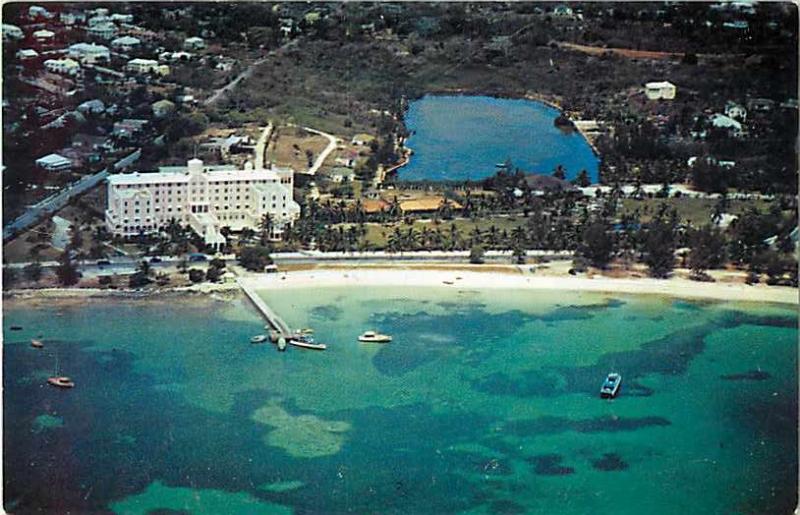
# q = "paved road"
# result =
<box><xmin>254</xmin><ymin>123</ymin><xmax>273</xmax><ymax>169</ymax></box>
<box><xmin>3</xmin><ymin>170</ymin><xmax>109</xmax><ymax>242</ymax></box>
<box><xmin>203</xmin><ymin>57</ymin><xmax>268</xmax><ymax>106</ymax></box>
<box><xmin>301</xmin><ymin>127</ymin><xmax>339</xmax><ymax>175</ymax></box>
<box><xmin>8</xmin><ymin>250</ymin><xmax>574</xmax><ymax>277</ymax></box>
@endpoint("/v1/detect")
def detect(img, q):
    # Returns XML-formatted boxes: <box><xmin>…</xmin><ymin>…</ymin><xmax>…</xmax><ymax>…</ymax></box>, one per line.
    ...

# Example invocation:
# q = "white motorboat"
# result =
<box><xmin>358</xmin><ymin>331</ymin><xmax>392</xmax><ymax>343</ymax></box>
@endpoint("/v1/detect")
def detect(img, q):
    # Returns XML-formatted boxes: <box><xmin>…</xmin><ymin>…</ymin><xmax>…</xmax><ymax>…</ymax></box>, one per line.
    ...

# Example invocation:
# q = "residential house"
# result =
<box><xmin>184</xmin><ymin>36</ymin><xmax>205</xmax><ymax>50</ymax></box>
<box><xmin>105</xmin><ymin>158</ymin><xmax>301</xmax><ymax>247</ymax></box>
<box><xmin>151</xmin><ymin>99</ymin><xmax>176</xmax><ymax>118</ymax></box>
<box><xmin>68</xmin><ymin>42</ymin><xmax>110</xmax><ymax>63</ymax></box>
<box><xmin>710</xmin><ymin>113</ymin><xmax>744</xmax><ymax>137</ymax></box>
<box><xmin>524</xmin><ymin>174</ymin><xmax>578</xmax><ymax>194</ymax></box>
<box><xmin>36</xmin><ymin>153</ymin><xmax>73</xmax><ymax>172</ymax></box>
<box><xmin>32</xmin><ymin>29</ymin><xmax>55</xmax><ymax>42</ymax></box>
<box><xmin>323</xmin><ymin>167</ymin><xmax>356</xmax><ymax>183</ymax></box>
<box><xmin>644</xmin><ymin>81</ymin><xmax>677</xmax><ymax>100</ymax></box>
<box><xmin>28</xmin><ymin>5</ymin><xmax>53</xmax><ymax>20</ymax></box>
<box><xmin>77</xmin><ymin>99</ymin><xmax>106</xmax><ymax>115</ymax></box>
<box><xmin>16</xmin><ymin>48</ymin><xmax>39</xmax><ymax>60</ymax></box>
<box><xmin>111</xmin><ymin>35</ymin><xmax>141</xmax><ymax>51</ymax></box>
<box><xmin>200</xmin><ymin>135</ymin><xmax>251</xmax><ymax>159</ymax></box>
<box><xmin>2</xmin><ymin>24</ymin><xmax>24</xmax><ymax>41</ymax></box>
<box><xmin>60</xmin><ymin>11</ymin><xmax>87</xmax><ymax>25</ymax></box>
<box><xmin>126</xmin><ymin>58</ymin><xmax>169</xmax><ymax>76</ymax></box>
<box><xmin>335</xmin><ymin>149</ymin><xmax>360</xmax><ymax>167</ymax></box>
<box><xmin>351</xmin><ymin>133</ymin><xmax>376</xmax><ymax>146</ymax></box>
<box><xmin>160</xmin><ymin>51</ymin><xmax>193</xmax><ymax>61</ymax></box>
<box><xmin>87</xmin><ymin>22</ymin><xmax>118</xmax><ymax>39</ymax></box>
<box><xmin>44</xmin><ymin>58</ymin><xmax>81</xmax><ymax>76</ymax></box>
<box><xmin>110</xmin><ymin>13</ymin><xmax>134</xmax><ymax>24</ymax></box>
<box><xmin>724</xmin><ymin>101</ymin><xmax>747</xmax><ymax>121</ymax></box>
<box><xmin>723</xmin><ymin>20</ymin><xmax>749</xmax><ymax>30</ymax></box>
<box><xmin>747</xmin><ymin>98</ymin><xmax>776</xmax><ymax>112</ymax></box>
<box><xmin>112</xmin><ymin>119</ymin><xmax>149</xmax><ymax>138</ymax></box>
<box><xmin>90</xmin><ymin>7</ymin><xmax>110</xmax><ymax>17</ymax></box>
<box><xmin>552</xmin><ymin>4</ymin><xmax>575</xmax><ymax>17</ymax></box>
<box><xmin>87</xmin><ymin>15</ymin><xmax>112</xmax><ymax>26</ymax></box>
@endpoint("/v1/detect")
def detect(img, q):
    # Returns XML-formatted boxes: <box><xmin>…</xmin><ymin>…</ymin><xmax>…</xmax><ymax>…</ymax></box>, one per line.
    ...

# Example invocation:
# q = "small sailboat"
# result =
<box><xmin>48</xmin><ymin>352</ymin><xmax>74</xmax><ymax>389</ymax></box>
<box><xmin>358</xmin><ymin>331</ymin><xmax>392</xmax><ymax>343</ymax></box>
<box><xmin>251</xmin><ymin>334</ymin><xmax>268</xmax><ymax>344</ymax></box>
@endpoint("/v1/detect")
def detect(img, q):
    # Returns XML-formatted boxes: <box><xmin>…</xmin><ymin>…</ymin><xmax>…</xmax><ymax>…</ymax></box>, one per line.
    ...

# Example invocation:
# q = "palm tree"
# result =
<box><xmin>259</xmin><ymin>213</ymin><xmax>273</xmax><ymax>242</ymax></box>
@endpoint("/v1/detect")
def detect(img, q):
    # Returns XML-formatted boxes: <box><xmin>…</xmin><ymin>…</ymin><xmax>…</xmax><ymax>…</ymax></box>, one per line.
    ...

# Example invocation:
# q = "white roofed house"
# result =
<box><xmin>111</xmin><ymin>36</ymin><xmax>141</xmax><ymax>52</ymax></box>
<box><xmin>151</xmin><ymin>99</ymin><xmax>176</xmax><ymax>118</ymax></box>
<box><xmin>87</xmin><ymin>22</ymin><xmax>118</xmax><ymax>40</ymax></box>
<box><xmin>60</xmin><ymin>11</ymin><xmax>87</xmax><ymax>25</ymax></box>
<box><xmin>2</xmin><ymin>24</ymin><xmax>24</xmax><ymax>41</ymax></box>
<box><xmin>16</xmin><ymin>48</ymin><xmax>39</xmax><ymax>60</ymax></box>
<box><xmin>110</xmin><ymin>13</ymin><xmax>134</xmax><ymax>24</ymax></box>
<box><xmin>184</xmin><ymin>36</ymin><xmax>206</xmax><ymax>50</ymax></box>
<box><xmin>32</xmin><ymin>29</ymin><xmax>55</xmax><ymax>42</ymax></box>
<box><xmin>44</xmin><ymin>58</ymin><xmax>81</xmax><ymax>76</ymax></box>
<box><xmin>710</xmin><ymin>113</ymin><xmax>745</xmax><ymax>138</ymax></box>
<box><xmin>126</xmin><ymin>58</ymin><xmax>170</xmax><ymax>76</ymax></box>
<box><xmin>77</xmin><ymin>99</ymin><xmax>106</xmax><ymax>115</ymax></box>
<box><xmin>36</xmin><ymin>153</ymin><xmax>73</xmax><ymax>172</ymax></box>
<box><xmin>644</xmin><ymin>81</ymin><xmax>677</xmax><ymax>100</ymax></box>
<box><xmin>28</xmin><ymin>5</ymin><xmax>53</xmax><ymax>20</ymax></box>
<box><xmin>105</xmin><ymin>159</ymin><xmax>301</xmax><ymax>250</ymax></box>
<box><xmin>68</xmin><ymin>42</ymin><xmax>110</xmax><ymax>63</ymax></box>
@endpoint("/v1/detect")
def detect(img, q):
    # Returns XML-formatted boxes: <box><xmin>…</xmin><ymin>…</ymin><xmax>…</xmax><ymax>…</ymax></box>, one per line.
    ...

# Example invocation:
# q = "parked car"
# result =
<box><xmin>149</xmin><ymin>256</ymin><xmax>162</xmax><ymax>263</ymax></box>
<box><xmin>96</xmin><ymin>259</ymin><xmax>111</xmax><ymax>266</ymax></box>
<box><xmin>188</xmin><ymin>253</ymin><xmax>207</xmax><ymax>262</ymax></box>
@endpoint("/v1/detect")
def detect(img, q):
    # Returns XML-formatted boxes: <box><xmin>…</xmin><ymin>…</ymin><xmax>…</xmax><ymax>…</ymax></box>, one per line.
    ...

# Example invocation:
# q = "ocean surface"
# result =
<box><xmin>398</xmin><ymin>95</ymin><xmax>600</xmax><ymax>182</ymax></box>
<box><xmin>3</xmin><ymin>288</ymin><xmax>797</xmax><ymax>514</ymax></box>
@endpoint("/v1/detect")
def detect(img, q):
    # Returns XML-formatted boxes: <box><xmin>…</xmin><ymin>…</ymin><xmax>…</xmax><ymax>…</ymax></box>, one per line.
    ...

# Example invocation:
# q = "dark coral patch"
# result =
<box><xmin>527</xmin><ymin>454</ymin><xmax>574</xmax><ymax>475</ymax></box>
<box><xmin>591</xmin><ymin>453</ymin><xmax>629</xmax><ymax>471</ymax></box>
<box><xmin>506</xmin><ymin>415</ymin><xmax>670</xmax><ymax>436</ymax></box>
<box><xmin>309</xmin><ymin>304</ymin><xmax>343</xmax><ymax>321</ymax></box>
<box><xmin>489</xmin><ymin>499</ymin><xmax>527</xmax><ymax>514</ymax></box>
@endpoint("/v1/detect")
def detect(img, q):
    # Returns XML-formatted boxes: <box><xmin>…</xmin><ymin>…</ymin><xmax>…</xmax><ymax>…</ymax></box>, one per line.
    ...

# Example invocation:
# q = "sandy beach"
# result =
<box><xmin>242</xmin><ymin>268</ymin><xmax>799</xmax><ymax>305</ymax></box>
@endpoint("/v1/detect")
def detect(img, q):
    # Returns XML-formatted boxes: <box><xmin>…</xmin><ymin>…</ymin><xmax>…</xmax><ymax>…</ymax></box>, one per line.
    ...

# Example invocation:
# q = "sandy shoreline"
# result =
<box><xmin>3</xmin><ymin>268</ymin><xmax>797</xmax><ymax>306</ymax></box>
<box><xmin>241</xmin><ymin>268</ymin><xmax>798</xmax><ymax>305</ymax></box>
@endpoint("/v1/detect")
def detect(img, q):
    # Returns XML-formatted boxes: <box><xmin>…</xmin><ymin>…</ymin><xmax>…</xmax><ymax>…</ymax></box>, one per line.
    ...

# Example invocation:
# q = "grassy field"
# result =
<box><xmin>268</xmin><ymin>127</ymin><xmax>331</xmax><ymax>171</ymax></box>
<box><xmin>335</xmin><ymin>216</ymin><xmax>527</xmax><ymax>249</ymax></box>
<box><xmin>619</xmin><ymin>197</ymin><xmax>775</xmax><ymax>225</ymax></box>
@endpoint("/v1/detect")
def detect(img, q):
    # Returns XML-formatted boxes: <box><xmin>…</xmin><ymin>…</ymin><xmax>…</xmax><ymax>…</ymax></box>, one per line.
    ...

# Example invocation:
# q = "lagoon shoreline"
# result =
<box><xmin>4</xmin><ymin>267</ymin><xmax>797</xmax><ymax>306</ymax></box>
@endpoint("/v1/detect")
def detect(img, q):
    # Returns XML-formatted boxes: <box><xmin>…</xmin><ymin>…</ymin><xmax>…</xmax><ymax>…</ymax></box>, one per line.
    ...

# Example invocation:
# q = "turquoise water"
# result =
<box><xmin>399</xmin><ymin>95</ymin><xmax>600</xmax><ymax>182</ymax></box>
<box><xmin>3</xmin><ymin>288</ymin><xmax>797</xmax><ymax>514</ymax></box>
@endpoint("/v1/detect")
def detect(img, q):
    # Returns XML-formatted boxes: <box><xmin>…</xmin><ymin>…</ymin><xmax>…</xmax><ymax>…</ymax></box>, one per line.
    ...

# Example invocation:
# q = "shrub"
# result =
<box><xmin>188</xmin><ymin>268</ymin><xmax>205</xmax><ymax>283</ymax></box>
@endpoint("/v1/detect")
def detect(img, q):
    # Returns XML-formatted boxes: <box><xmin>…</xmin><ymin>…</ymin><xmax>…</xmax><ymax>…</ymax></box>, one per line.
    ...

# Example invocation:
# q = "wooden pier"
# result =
<box><xmin>236</xmin><ymin>278</ymin><xmax>292</xmax><ymax>337</ymax></box>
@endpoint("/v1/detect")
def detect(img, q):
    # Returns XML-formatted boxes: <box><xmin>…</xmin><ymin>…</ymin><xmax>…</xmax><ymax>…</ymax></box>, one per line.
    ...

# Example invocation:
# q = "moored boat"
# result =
<box><xmin>600</xmin><ymin>373</ymin><xmax>622</xmax><ymax>398</ymax></box>
<box><xmin>289</xmin><ymin>334</ymin><xmax>327</xmax><ymax>350</ymax></box>
<box><xmin>251</xmin><ymin>334</ymin><xmax>268</xmax><ymax>344</ymax></box>
<box><xmin>358</xmin><ymin>331</ymin><xmax>392</xmax><ymax>343</ymax></box>
<box><xmin>277</xmin><ymin>337</ymin><xmax>287</xmax><ymax>352</ymax></box>
<box><xmin>31</xmin><ymin>339</ymin><xmax>44</xmax><ymax>348</ymax></box>
<box><xmin>48</xmin><ymin>376</ymin><xmax>75</xmax><ymax>388</ymax></box>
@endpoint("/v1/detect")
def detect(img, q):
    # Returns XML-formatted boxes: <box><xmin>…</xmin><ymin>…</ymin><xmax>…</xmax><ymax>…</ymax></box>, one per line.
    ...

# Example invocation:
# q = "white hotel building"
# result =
<box><xmin>105</xmin><ymin>159</ymin><xmax>300</xmax><ymax>249</ymax></box>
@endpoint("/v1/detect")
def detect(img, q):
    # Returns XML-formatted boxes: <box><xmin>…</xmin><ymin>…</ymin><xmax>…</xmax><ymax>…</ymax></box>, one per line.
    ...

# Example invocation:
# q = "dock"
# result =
<box><xmin>236</xmin><ymin>278</ymin><xmax>292</xmax><ymax>337</ymax></box>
